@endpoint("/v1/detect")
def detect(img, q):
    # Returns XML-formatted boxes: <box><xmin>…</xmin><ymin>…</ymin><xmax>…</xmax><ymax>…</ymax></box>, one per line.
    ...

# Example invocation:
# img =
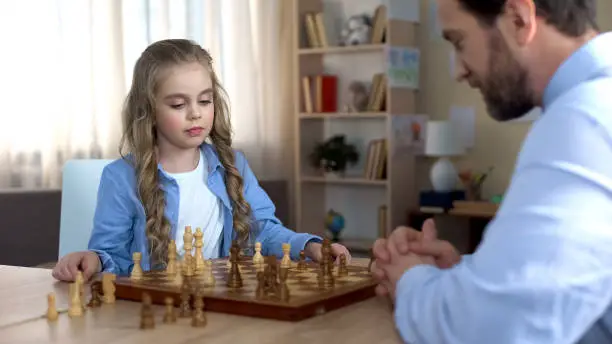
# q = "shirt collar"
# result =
<box><xmin>156</xmin><ymin>143</ymin><xmax>224</xmax><ymax>181</ymax></box>
<box><xmin>543</xmin><ymin>32</ymin><xmax>612</xmax><ymax>109</ymax></box>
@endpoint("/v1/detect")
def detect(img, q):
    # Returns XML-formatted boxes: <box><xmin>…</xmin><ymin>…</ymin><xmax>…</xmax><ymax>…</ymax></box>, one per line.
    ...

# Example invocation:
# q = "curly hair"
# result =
<box><xmin>119</xmin><ymin>39</ymin><xmax>252</xmax><ymax>267</ymax></box>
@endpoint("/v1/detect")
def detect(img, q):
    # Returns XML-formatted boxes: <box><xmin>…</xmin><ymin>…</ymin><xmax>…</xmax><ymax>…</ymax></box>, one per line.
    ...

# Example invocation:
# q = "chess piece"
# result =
<box><xmin>140</xmin><ymin>293</ymin><xmax>155</xmax><ymax>329</ymax></box>
<box><xmin>179</xmin><ymin>283</ymin><xmax>192</xmax><ymax>317</ymax></box>
<box><xmin>297</xmin><ymin>250</ymin><xmax>307</xmax><ymax>271</ymax></box>
<box><xmin>68</xmin><ymin>283</ymin><xmax>83</xmax><ymax>317</ymax></box>
<box><xmin>46</xmin><ymin>292</ymin><xmax>59</xmax><ymax>321</ymax></box>
<box><xmin>166</xmin><ymin>240</ymin><xmax>178</xmax><ymax>275</ymax></box>
<box><xmin>227</xmin><ymin>242</ymin><xmax>243</xmax><ymax>288</ymax></box>
<box><xmin>172</xmin><ymin>266</ymin><xmax>183</xmax><ymax>286</ymax></box>
<box><xmin>202</xmin><ymin>260</ymin><xmax>215</xmax><ymax>286</ymax></box>
<box><xmin>194</xmin><ymin>227</ymin><xmax>205</xmax><ymax>274</ymax></box>
<box><xmin>255</xmin><ymin>270</ymin><xmax>265</xmax><ymax>299</ymax></box>
<box><xmin>281</xmin><ymin>243</ymin><xmax>291</xmax><ymax>269</ymax></box>
<box><xmin>75</xmin><ymin>270</ymin><xmax>86</xmax><ymax>309</ymax></box>
<box><xmin>252</xmin><ymin>242</ymin><xmax>264</xmax><ymax>266</ymax></box>
<box><xmin>102</xmin><ymin>273</ymin><xmax>116</xmax><ymax>304</ymax></box>
<box><xmin>183</xmin><ymin>226</ymin><xmax>194</xmax><ymax>255</ymax></box>
<box><xmin>318</xmin><ymin>238</ymin><xmax>335</xmax><ymax>289</ymax></box>
<box><xmin>131</xmin><ymin>252</ymin><xmax>144</xmax><ymax>281</ymax></box>
<box><xmin>279</xmin><ymin>266</ymin><xmax>290</xmax><ymax>302</ymax></box>
<box><xmin>264</xmin><ymin>255</ymin><xmax>280</xmax><ymax>298</ymax></box>
<box><xmin>191</xmin><ymin>289</ymin><xmax>207</xmax><ymax>327</ymax></box>
<box><xmin>87</xmin><ymin>281</ymin><xmax>103</xmax><ymax>308</ymax></box>
<box><xmin>183</xmin><ymin>251</ymin><xmax>195</xmax><ymax>277</ymax></box>
<box><xmin>163</xmin><ymin>297</ymin><xmax>177</xmax><ymax>323</ymax></box>
<box><xmin>337</xmin><ymin>253</ymin><xmax>349</xmax><ymax>277</ymax></box>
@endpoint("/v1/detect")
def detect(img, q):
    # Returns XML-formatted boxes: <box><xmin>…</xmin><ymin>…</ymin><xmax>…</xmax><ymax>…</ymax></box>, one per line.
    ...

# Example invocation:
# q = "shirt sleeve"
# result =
<box><xmin>394</xmin><ymin>111</ymin><xmax>612</xmax><ymax>344</ymax></box>
<box><xmin>236</xmin><ymin>151</ymin><xmax>322</xmax><ymax>259</ymax></box>
<box><xmin>87</xmin><ymin>165</ymin><xmax>135</xmax><ymax>275</ymax></box>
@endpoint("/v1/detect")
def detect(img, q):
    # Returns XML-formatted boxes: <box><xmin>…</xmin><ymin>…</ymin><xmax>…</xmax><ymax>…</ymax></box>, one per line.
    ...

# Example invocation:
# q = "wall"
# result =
<box><xmin>416</xmin><ymin>0</ymin><xmax>612</xmax><ymax>199</ymax></box>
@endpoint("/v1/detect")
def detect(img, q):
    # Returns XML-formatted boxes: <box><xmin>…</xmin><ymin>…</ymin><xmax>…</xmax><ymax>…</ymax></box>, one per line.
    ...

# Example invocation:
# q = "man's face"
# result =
<box><xmin>438</xmin><ymin>0</ymin><xmax>535</xmax><ymax>121</ymax></box>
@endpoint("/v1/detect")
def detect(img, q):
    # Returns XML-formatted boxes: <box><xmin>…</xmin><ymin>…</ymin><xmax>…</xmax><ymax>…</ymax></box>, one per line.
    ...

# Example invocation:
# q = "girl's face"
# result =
<box><xmin>154</xmin><ymin>62</ymin><xmax>215</xmax><ymax>151</ymax></box>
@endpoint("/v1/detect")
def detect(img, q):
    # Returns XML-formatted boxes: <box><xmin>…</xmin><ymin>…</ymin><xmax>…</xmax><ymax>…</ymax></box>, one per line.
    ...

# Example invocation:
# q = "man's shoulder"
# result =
<box><xmin>550</xmin><ymin>76</ymin><xmax>612</xmax><ymax>130</ymax></box>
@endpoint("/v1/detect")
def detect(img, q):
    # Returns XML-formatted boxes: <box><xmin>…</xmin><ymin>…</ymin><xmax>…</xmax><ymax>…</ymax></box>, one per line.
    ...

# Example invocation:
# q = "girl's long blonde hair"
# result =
<box><xmin>119</xmin><ymin>39</ymin><xmax>251</xmax><ymax>267</ymax></box>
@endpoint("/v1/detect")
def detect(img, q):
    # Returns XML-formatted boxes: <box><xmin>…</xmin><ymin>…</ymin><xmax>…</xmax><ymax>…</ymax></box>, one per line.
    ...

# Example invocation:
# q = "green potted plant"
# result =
<box><xmin>310</xmin><ymin>135</ymin><xmax>359</xmax><ymax>177</ymax></box>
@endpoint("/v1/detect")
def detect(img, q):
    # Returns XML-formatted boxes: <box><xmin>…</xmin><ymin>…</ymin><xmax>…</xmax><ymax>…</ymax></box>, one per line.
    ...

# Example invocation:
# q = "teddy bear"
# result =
<box><xmin>343</xmin><ymin>81</ymin><xmax>369</xmax><ymax>112</ymax></box>
<box><xmin>339</xmin><ymin>14</ymin><xmax>372</xmax><ymax>46</ymax></box>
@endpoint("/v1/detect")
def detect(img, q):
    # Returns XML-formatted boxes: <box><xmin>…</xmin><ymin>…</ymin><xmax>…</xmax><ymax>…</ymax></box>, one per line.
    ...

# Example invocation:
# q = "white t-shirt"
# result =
<box><xmin>167</xmin><ymin>150</ymin><xmax>224</xmax><ymax>259</ymax></box>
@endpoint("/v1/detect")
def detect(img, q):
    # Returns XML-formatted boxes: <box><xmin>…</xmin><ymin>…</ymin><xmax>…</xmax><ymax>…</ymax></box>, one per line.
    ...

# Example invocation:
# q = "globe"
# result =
<box><xmin>325</xmin><ymin>209</ymin><xmax>345</xmax><ymax>242</ymax></box>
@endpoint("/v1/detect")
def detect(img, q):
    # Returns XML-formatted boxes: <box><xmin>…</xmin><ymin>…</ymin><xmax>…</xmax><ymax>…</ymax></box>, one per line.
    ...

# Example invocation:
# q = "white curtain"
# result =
<box><xmin>0</xmin><ymin>0</ymin><xmax>288</xmax><ymax>189</ymax></box>
<box><xmin>0</xmin><ymin>0</ymin><xmax>125</xmax><ymax>189</ymax></box>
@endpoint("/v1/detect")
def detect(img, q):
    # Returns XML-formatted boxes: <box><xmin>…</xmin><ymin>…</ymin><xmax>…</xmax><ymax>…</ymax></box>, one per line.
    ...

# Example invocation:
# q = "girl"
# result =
<box><xmin>52</xmin><ymin>39</ymin><xmax>350</xmax><ymax>282</ymax></box>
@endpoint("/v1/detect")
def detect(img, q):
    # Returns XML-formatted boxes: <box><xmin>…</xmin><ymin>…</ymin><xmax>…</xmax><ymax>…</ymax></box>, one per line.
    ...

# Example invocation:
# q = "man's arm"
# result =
<box><xmin>394</xmin><ymin>112</ymin><xmax>612</xmax><ymax>344</ymax></box>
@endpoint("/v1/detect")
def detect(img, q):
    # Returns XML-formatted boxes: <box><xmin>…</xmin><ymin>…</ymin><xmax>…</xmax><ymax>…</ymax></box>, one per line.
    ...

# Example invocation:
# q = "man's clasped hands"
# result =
<box><xmin>371</xmin><ymin>218</ymin><xmax>462</xmax><ymax>300</ymax></box>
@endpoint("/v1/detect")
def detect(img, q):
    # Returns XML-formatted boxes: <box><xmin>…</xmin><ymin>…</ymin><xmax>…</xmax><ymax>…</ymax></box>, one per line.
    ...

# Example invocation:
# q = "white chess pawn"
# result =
<box><xmin>68</xmin><ymin>283</ymin><xmax>83</xmax><ymax>317</ymax></box>
<box><xmin>281</xmin><ymin>243</ymin><xmax>291</xmax><ymax>269</ymax></box>
<box><xmin>252</xmin><ymin>242</ymin><xmax>264</xmax><ymax>266</ymax></box>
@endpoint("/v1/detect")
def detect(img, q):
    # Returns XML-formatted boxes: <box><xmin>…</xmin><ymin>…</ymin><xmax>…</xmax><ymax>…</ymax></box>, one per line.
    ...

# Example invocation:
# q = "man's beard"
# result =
<box><xmin>480</xmin><ymin>30</ymin><xmax>535</xmax><ymax>121</ymax></box>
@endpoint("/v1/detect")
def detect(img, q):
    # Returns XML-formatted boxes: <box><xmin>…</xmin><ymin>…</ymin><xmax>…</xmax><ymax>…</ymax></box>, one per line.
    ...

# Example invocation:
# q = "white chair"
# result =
<box><xmin>58</xmin><ymin>159</ymin><xmax>113</xmax><ymax>258</ymax></box>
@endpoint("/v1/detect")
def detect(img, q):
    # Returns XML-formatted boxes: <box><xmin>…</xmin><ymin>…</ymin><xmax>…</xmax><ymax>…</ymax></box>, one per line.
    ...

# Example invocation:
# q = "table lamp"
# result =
<box><xmin>424</xmin><ymin>120</ymin><xmax>464</xmax><ymax>192</ymax></box>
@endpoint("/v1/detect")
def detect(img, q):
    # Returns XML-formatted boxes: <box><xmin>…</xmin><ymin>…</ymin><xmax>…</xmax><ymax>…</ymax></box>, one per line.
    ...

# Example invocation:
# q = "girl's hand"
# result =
<box><xmin>52</xmin><ymin>251</ymin><xmax>101</xmax><ymax>282</ymax></box>
<box><xmin>305</xmin><ymin>241</ymin><xmax>352</xmax><ymax>264</ymax></box>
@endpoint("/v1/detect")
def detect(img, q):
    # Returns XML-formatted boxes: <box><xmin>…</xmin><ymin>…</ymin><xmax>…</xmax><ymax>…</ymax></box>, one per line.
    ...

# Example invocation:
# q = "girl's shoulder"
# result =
<box><xmin>101</xmin><ymin>155</ymin><xmax>138</xmax><ymax>187</ymax></box>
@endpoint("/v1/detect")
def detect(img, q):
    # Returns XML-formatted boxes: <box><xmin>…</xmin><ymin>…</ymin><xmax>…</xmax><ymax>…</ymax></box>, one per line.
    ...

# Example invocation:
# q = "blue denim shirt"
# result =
<box><xmin>88</xmin><ymin>143</ymin><xmax>321</xmax><ymax>276</ymax></box>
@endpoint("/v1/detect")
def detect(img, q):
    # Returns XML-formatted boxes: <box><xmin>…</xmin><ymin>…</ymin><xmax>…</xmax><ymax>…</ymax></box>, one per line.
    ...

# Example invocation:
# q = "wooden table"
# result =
<box><xmin>0</xmin><ymin>258</ymin><xmax>402</xmax><ymax>344</ymax></box>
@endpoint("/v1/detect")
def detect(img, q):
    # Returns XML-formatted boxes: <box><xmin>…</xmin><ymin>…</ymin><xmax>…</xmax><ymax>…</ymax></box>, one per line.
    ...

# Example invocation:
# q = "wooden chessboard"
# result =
<box><xmin>110</xmin><ymin>257</ymin><xmax>376</xmax><ymax>321</ymax></box>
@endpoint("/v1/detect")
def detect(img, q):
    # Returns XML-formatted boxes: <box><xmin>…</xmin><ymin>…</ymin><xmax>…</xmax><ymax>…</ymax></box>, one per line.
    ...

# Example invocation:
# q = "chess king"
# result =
<box><xmin>52</xmin><ymin>38</ymin><xmax>352</xmax><ymax>282</ymax></box>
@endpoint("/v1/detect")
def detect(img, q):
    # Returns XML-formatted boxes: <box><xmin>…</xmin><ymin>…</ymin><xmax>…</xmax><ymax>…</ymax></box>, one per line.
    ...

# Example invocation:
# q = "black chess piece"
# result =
<box><xmin>279</xmin><ymin>266</ymin><xmax>290</xmax><ymax>302</ymax></box>
<box><xmin>140</xmin><ymin>293</ymin><xmax>155</xmax><ymax>329</ymax></box>
<box><xmin>227</xmin><ymin>241</ymin><xmax>243</xmax><ymax>288</ymax></box>
<box><xmin>87</xmin><ymin>281</ymin><xmax>103</xmax><ymax>307</ymax></box>
<box><xmin>318</xmin><ymin>238</ymin><xmax>335</xmax><ymax>289</ymax></box>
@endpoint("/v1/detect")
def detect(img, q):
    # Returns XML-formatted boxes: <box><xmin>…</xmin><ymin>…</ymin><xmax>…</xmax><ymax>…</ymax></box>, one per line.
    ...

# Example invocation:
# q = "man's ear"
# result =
<box><xmin>502</xmin><ymin>0</ymin><xmax>537</xmax><ymax>46</ymax></box>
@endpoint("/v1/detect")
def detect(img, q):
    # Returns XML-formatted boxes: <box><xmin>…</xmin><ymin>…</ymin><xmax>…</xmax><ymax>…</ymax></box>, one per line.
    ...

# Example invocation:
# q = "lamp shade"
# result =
<box><xmin>424</xmin><ymin>121</ymin><xmax>464</xmax><ymax>157</ymax></box>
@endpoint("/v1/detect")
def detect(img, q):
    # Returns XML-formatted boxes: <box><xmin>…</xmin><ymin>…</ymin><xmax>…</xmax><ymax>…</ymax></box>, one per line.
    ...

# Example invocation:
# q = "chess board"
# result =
<box><xmin>110</xmin><ymin>257</ymin><xmax>376</xmax><ymax>321</ymax></box>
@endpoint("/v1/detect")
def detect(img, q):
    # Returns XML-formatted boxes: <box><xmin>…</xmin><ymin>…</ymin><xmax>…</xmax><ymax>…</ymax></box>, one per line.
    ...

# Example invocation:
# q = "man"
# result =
<box><xmin>372</xmin><ymin>0</ymin><xmax>612</xmax><ymax>343</ymax></box>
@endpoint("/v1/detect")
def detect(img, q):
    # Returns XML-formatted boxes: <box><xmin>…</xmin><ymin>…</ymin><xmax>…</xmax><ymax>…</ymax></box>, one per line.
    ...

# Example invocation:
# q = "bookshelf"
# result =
<box><xmin>292</xmin><ymin>0</ymin><xmax>423</xmax><ymax>252</ymax></box>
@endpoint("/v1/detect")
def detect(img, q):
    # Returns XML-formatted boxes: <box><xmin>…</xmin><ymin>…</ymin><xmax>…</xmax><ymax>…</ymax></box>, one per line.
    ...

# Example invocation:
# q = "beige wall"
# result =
<box><xmin>416</xmin><ymin>0</ymin><xmax>612</xmax><ymax>199</ymax></box>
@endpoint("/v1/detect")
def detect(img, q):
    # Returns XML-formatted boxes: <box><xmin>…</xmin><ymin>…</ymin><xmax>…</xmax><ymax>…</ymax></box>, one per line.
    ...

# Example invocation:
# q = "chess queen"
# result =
<box><xmin>52</xmin><ymin>39</ymin><xmax>351</xmax><ymax>282</ymax></box>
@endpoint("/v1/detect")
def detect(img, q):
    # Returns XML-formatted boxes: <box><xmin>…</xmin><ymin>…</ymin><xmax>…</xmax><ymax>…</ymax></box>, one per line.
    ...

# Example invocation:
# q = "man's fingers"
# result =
<box><xmin>372</xmin><ymin>266</ymin><xmax>386</xmax><ymax>282</ymax></box>
<box><xmin>389</xmin><ymin>226</ymin><xmax>422</xmax><ymax>255</ymax></box>
<box><xmin>421</xmin><ymin>218</ymin><xmax>438</xmax><ymax>242</ymax></box>
<box><xmin>81</xmin><ymin>260</ymin><xmax>97</xmax><ymax>280</ymax></box>
<box><xmin>408</xmin><ymin>240</ymin><xmax>458</xmax><ymax>266</ymax></box>
<box><xmin>375</xmin><ymin>284</ymin><xmax>388</xmax><ymax>296</ymax></box>
<box><xmin>372</xmin><ymin>238</ymin><xmax>389</xmax><ymax>263</ymax></box>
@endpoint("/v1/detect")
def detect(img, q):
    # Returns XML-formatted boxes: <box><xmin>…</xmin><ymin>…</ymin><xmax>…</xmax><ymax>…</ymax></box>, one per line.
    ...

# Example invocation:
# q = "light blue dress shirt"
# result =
<box><xmin>88</xmin><ymin>144</ymin><xmax>321</xmax><ymax>276</ymax></box>
<box><xmin>395</xmin><ymin>32</ymin><xmax>612</xmax><ymax>344</ymax></box>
